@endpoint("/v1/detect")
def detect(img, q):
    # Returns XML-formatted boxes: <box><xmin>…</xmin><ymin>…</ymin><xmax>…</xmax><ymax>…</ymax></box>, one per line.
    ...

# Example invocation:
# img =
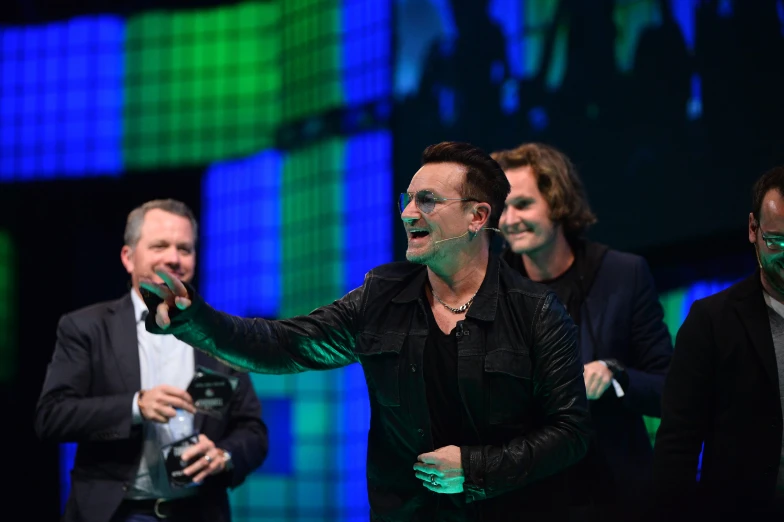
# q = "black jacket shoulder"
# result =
<box><xmin>687</xmin><ymin>271</ymin><xmax>757</xmax><ymax>315</ymax></box>
<box><xmin>61</xmin><ymin>296</ymin><xmax>127</xmax><ymax>321</ymax></box>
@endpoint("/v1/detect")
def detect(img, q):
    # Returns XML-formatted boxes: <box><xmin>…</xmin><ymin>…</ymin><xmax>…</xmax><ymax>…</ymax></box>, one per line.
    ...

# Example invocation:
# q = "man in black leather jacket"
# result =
<box><xmin>140</xmin><ymin>142</ymin><xmax>591</xmax><ymax>521</ymax></box>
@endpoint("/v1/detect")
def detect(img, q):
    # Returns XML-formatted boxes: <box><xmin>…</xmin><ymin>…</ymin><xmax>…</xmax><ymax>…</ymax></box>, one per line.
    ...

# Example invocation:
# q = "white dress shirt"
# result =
<box><xmin>126</xmin><ymin>289</ymin><xmax>198</xmax><ymax>500</ymax></box>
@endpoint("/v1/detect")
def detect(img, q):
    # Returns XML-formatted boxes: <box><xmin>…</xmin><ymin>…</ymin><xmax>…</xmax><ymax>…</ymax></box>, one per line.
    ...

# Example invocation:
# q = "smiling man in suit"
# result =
<box><xmin>35</xmin><ymin>199</ymin><xmax>268</xmax><ymax>522</ymax></box>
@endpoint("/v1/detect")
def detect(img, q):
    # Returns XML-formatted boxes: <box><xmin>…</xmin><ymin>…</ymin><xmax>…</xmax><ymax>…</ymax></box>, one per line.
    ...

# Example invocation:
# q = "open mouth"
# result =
<box><xmin>410</xmin><ymin>231</ymin><xmax>429</xmax><ymax>239</ymax></box>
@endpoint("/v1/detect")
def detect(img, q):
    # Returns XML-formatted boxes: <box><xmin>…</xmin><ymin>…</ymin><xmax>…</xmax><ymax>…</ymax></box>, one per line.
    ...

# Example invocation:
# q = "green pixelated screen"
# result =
<box><xmin>281</xmin><ymin>0</ymin><xmax>343</xmax><ymax>123</ymax></box>
<box><xmin>281</xmin><ymin>139</ymin><xmax>345</xmax><ymax>318</ymax></box>
<box><xmin>123</xmin><ymin>2</ymin><xmax>281</xmax><ymax>170</ymax></box>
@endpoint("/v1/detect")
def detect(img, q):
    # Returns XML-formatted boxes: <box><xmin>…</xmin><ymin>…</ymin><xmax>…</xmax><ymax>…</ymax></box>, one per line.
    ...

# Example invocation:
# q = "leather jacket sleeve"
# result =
<box><xmin>462</xmin><ymin>291</ymin><xmax>591</xmax><ymax>501</ymax></box>
<box><xmin>141</xmin><ymin>282</ymin><xmax>363</xmax><ymax>374</ymax></box>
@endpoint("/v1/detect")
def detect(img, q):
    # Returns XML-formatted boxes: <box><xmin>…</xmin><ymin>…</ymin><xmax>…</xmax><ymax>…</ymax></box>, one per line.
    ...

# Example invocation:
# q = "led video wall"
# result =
<box><xmin>0</xmin><ymin>0</ymin><xmax>391</xmax><ymax>181</ymax></box>
<box><xmin>0</xmin><ymin>16</ymin><xmax>124</xmax><ymax>179</ymax></box>
<box><xmin>282</xmin><ymin>0</ymin><xmax>390</xmax><ymax>122</ymax></box>
<box><xmin>124</xmin><ymin>2</ymin><xmax>282</xmax><ymax>169</ymax></box>
<box><xmin>202</xmin><ymin>130</ymin><xmax>391</xmax><ymax>521</ymax></box>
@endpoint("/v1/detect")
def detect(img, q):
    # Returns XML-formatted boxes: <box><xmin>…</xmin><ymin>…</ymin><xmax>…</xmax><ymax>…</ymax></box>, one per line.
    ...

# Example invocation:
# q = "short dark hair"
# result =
<box><xmin>491</xmin><ymin>142</ymin><xmax>597</xmax><ymax>239</ymax></box>
<box><xmin>124</xmin><ymin>199</ymin><xmax>198</xmax><ymax>248</ymax></box>
<box><xmin>421</xmin><ymin>142</ymin><xmax>511</xmax><ymax>229</ymax></box>
<box><xmin>752</xmin><ymin>166</ymin><xmax>784</xmax><ymax>223</ymax></box>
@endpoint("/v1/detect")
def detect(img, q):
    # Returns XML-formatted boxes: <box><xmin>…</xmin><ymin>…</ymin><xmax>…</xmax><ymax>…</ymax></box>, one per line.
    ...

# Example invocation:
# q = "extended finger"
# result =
<box><xmin>175</xmin><ymin>296</ymin><xmax>192</xmax><ymax>310</ymax></box>
<box><xmin>157</xmin><ymin>302</ymin><xmax>171</xmax><ymax>328</ymax></box>
<box><xmin>139</xmin><ymin>279</ymin><xmax>173</xmax><ymax>300</ymax></box>
<box><xmin>156</xmin><ymin>269</ymin><xmax>189</xmax><ymax>298</ymax></box>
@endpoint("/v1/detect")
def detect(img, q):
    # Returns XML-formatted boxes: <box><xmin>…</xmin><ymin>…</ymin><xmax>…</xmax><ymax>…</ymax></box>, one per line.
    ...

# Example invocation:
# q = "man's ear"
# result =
<box><xmin>749</xmin><ymin>212</ymin><xmax>758</xmax><ymax>244</ymax></box>
<box><xmin>120</xmin><ymin>245</ymin><xmax>134</xmax><ymax>275</ymax></box>
<box><xmin>470</xmin><ymin>203</ymin><xmax>492</xmax><ymax>232</ymax></box>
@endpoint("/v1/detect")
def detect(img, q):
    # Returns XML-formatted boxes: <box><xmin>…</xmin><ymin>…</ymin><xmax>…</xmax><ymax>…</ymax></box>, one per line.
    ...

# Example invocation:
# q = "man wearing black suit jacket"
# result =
<box><xmin>35</xmin><ymin>199</ymin><xmax>268</xmax><ymax>522</ymax></box>
<box><xmin>653</xmin><ymin>166</ymin><xmax>784</xmax><ymax>520</ymax></box>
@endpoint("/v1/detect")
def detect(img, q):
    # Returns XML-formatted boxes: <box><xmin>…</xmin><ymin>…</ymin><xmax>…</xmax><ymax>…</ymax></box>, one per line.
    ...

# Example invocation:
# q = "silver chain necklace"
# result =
<box><xmin>431</xmin><ymin>291</ymin><xmax>476</xmax><ymax>314</ymax></box>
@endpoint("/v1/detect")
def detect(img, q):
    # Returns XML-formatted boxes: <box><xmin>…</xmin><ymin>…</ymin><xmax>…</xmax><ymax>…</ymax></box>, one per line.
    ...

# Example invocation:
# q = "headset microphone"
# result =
<box><xmin>433</xmin><ymin>230</ymin><xmax>470</xmax><ymax>245</ymax></box>
<box><xmin>432</xmin><ymin>227</ymin><xmax>502</xmax><ymax>245</ymax></box>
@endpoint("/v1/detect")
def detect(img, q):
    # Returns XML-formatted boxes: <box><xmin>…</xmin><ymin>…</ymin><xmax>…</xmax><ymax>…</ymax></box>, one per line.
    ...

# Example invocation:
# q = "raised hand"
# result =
<box><xmin>139</xmin><ymin>268</ymin><xmax>192</xmax><ymax>330</ymax></box>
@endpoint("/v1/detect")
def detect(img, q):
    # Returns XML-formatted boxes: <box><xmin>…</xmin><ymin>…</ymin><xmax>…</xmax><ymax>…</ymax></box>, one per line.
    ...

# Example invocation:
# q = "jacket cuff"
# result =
<box><xmin>461</xmin><ymin>445</ymin><xmax>488</xmax><ymax>503</ymax></box>
<box><xmin>603</xmin><ymin>358</ymin><xmax>630</xmax><ymax>391</ymax></box>
<box><xmin>131</xmin><ymin>391</ymin><xmax>143</xmax><ymax>425</ymax></box>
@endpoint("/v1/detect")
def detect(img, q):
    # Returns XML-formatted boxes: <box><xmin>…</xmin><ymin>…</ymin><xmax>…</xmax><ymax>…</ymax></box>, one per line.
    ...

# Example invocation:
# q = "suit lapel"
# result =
<box><xmin>732</xmin><ymin>272</ymin><xmax>778</xmax><ymax>391</ymax></box>
<box><xmin>108</xmin><ymin>295</ymin><xmax>141</xmax><ymax>393</ymax></box>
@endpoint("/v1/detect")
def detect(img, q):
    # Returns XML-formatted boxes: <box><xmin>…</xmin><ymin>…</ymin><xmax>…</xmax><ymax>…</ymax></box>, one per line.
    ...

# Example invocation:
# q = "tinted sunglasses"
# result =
<box><xmin>398</xmin><ymin>190</ymin><xmax>474</xmax><ymax>214</ymax></box>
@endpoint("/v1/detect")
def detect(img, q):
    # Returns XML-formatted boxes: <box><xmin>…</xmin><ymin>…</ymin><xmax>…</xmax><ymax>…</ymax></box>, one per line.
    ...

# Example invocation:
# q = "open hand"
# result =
<box><xmin>139</xmin><ymin>268</ymin><xmax>192</xmax><ymax>329</ymax></box>
<box><xmin>413</xmin><ymin>445</ymin><xmax>464</xmax><ymax>494</ymax></box>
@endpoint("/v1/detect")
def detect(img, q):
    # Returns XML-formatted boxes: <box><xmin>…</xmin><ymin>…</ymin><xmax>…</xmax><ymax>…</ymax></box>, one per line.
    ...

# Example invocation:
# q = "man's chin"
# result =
<box><xmin>405</xmin><ymin>249</ymin><xmax>429</xmax><ymax>264</ymax></box>
<box><xmin>508</xmin><ymin>238</ymin><xmax>538</xmax><ymax>256</ymax></box>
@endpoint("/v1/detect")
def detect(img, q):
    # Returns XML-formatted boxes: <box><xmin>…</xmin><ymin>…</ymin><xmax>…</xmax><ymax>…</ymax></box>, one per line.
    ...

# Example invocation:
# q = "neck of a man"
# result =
<box><xmin>521</xmin><ymin>230</ymin><xmax>574</xmax><ymax>282</ymax></box>
<box><xmin>428</xmin><ymin>242</ymin><xmax>489</xmax><ymax>304</ymax></box>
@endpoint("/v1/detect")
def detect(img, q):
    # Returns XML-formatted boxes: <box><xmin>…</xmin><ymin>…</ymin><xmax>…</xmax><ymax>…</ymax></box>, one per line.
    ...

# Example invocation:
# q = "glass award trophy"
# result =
<box><xmin>160</xmin><ymin>367</ymin><xmax>239</xmax><ymax>487</ymax></box>
<box><xmin>161</xmin><ymin>408</ymin><xmax>199</xmax><ymax>488</ymax></box>
<box><xmin>186</xmin><ymin>366</ymin><xmax>239</xmax><ymax>419</ymax></box>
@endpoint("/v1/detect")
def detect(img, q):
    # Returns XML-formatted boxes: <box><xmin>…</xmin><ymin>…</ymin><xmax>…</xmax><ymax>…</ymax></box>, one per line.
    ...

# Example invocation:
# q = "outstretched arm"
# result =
<box><xmin>141</xmin><ymin>269</ymin><xmax>364</xmax><ymax>374</ymax></box>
